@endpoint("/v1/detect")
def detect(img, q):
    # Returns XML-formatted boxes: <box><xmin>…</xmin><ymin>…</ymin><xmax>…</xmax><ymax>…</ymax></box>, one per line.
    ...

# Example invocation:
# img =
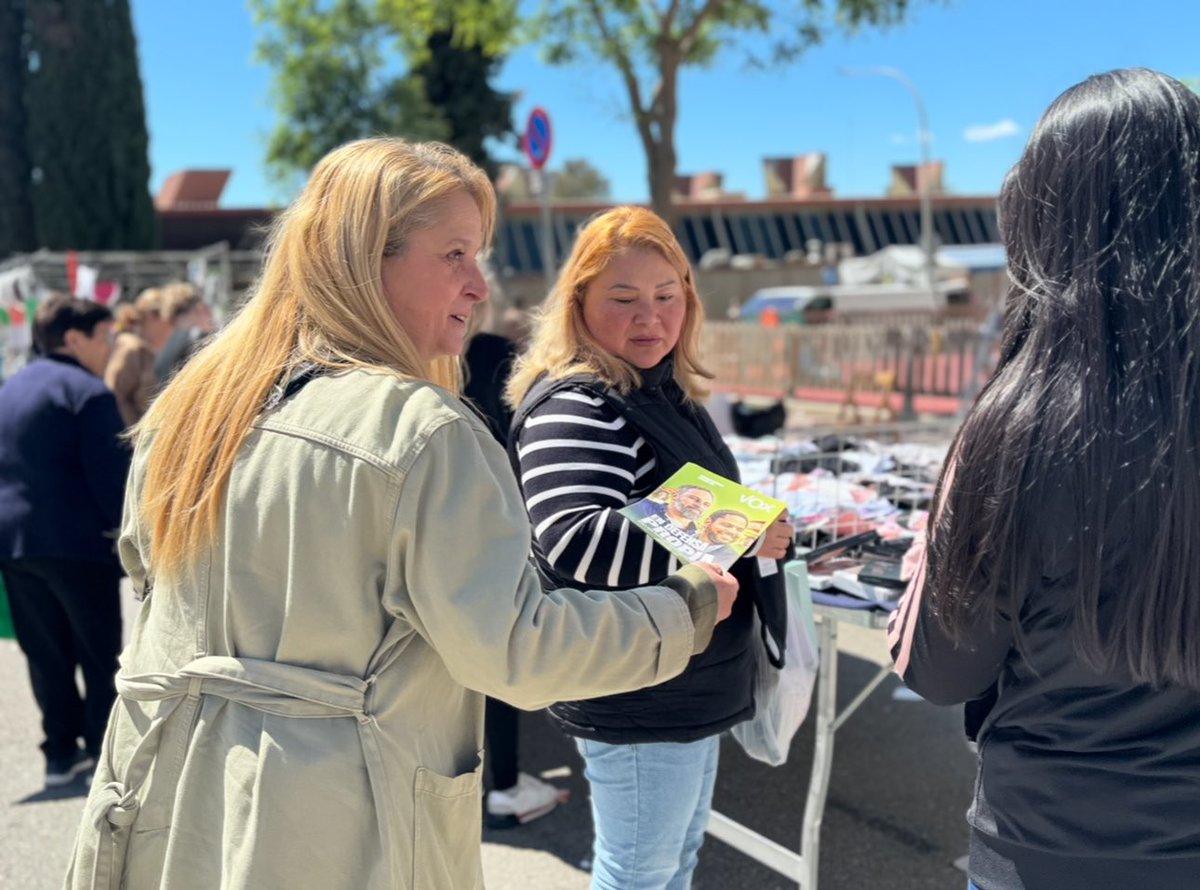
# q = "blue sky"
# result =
<box><xmin>130</xmin><ymin>1</ymin><xmax>1200</xmax><ymax>209</ymax></box>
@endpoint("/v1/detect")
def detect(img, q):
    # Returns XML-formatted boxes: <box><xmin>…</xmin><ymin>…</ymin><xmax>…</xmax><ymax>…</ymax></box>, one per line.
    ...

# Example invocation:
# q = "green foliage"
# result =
<box><xmin>6</xmin><ymin>0</ymin><xmax>156</xmax><ymax>251</ymax></box>
<box><xmin>375</xmin><ymin>0</ymin><xmax>520</xmax><ymax>59</ymax></box>
<box><xmin>252</xmin><ymin>0</ymin><xmax>518</xmax><ymax>191</ymax></box>
<box><xmin>553</xmin><ymin>158</ymin><xmax>611</xmax><ymax>200</ymax></box>
<box><xmin>530</xmin><ymin>1</ymin><xmax>925</xmax><ymax>218</ymax></box>
<box><xmin>533</xmin><ymin>1</ymin><xmax>918</xmax><ymax>71</ymax></box>
<box><xmin>252</xmin><ymin>0</ymin><xmax>927</xmax><ymax>218</ymax></box>
<box><xmin>251</xmin><ymin>0</ymin><xmax>447</xmax><ymax>192</ymax></box>
<box><xmin>500</xmin><ymin>158</ymin><xmax>611</xmax><ymax>201</ymax></box>
<box><xmin>0</xmin><ymin>1</ymin><xmax>34</xmax><ymax>257</ymax></box>
<box><xmin>412</xmin><ymin>31</ymin><xmax>516</xmax><ymax>178</ymax></box>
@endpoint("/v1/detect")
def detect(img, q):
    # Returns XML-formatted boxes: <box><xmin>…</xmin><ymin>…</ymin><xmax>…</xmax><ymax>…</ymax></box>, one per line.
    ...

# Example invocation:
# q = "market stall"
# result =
<box><xmin>708</xmin><ymin>419</ymin><xmax>955</xmax><ymax>888</ymax></box>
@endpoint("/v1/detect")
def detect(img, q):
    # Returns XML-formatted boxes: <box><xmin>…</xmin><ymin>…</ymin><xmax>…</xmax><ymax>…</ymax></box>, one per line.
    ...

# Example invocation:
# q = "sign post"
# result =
<box><xmin>523</xmin><ymin>107</ymin><xmax>555</xmax><ymax>292</ymax></box>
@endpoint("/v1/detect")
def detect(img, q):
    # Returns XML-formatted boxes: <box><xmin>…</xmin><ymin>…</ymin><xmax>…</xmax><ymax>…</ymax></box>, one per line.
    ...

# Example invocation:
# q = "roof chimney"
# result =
<box><xmin>155</xmin><ymin>170</ymin><xmax>232</xmax><ymax>211</ymax></box>
<box><xmin>672</xmin><ymin>171</ymin><xmax>724</xmax><ymax>200</ymax></box>
<box><xmin>763</xmin><ymin>153</ymin><xmax>832</xmax><ymax>199</ymax></box>
<box><xmin>888</xmin><ymin>161</ymin><xmax>945</xmax><ymax>197</ymax></box>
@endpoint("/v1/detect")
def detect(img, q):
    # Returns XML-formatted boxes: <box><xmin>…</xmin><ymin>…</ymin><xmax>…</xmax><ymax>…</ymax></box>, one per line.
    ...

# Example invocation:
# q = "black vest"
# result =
<box><xmin>509</xmin><ymin>364</ymin><xmax>789</xmax><ymax>744</ymax></box>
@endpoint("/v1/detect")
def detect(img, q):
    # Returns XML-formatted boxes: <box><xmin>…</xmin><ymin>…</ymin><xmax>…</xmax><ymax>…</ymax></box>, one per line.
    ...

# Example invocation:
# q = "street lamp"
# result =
<box><xmin>839</xmin><ymin>66</ymin><xmax>937</xmax><ymax>296</ymax></box>
<box><xmin>841</xmin><ymin>66</ymin><xmax>938</xmax><ymax>422</ymax></box>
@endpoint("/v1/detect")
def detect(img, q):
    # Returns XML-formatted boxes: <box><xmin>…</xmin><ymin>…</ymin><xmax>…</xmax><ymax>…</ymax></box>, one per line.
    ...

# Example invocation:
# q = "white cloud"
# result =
<box><xmin>890</xmin><ymin>133</ymin><xmax>907</xmax><ymax>145</ymax></box>
<box><xmin>963</xmin><ymin>118</ymin><xmax>1020</xmax><ymax>143</ymax></box>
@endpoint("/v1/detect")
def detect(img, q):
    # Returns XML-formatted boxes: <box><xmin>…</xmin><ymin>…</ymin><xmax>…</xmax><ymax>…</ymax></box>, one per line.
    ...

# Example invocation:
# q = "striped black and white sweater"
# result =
<box><xmin>510</xmin><ymin>365</ymin><xmax>760</xmax><ymax>744</ymax></box>
<box><xmin>513</xmin><ymin>385</ymin><xmax>682</xmax><ymax>588</ymax></box>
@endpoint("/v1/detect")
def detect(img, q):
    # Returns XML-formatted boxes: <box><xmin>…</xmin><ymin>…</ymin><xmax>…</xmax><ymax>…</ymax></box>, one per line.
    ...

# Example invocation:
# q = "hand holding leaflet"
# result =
<box><xmin>692</xmin><ymin>561</ymin><xmax>740</xmax><ymax>622</ymax></box>
<box><xmin>620</xmin><ymin>463</ymin><xmax>788</xmax><ymax>570</ymax></box>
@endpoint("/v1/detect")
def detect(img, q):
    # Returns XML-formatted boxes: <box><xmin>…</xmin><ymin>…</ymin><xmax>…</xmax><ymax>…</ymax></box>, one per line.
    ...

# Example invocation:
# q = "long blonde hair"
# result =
<box><xmin>138</xmin><ymin>138</ymin><xmax>495</xmax><ymax>581</ymax></box>
<box><xmin>505</xmin><ymin>205</ymin><xmax>712</xmax><ymax>407</ymax></box>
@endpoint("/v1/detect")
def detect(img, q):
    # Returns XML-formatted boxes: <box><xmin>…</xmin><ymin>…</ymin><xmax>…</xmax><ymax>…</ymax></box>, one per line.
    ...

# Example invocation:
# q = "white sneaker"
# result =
<box><xmin>485</xmin><ymin>772</ymin><xmax>570</xmax><ymax>829</ymax></box>
<box><xmin>44</xmin><ymin>748</ymin><xmax>95</xmax><ymax>789</ymax></box>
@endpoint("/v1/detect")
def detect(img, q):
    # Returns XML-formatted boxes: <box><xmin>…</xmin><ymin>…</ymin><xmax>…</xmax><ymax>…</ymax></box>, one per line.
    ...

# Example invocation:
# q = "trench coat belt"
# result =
<box><xmin>82</xmin><ymin>654</ymin><xmax>403</xmax><ymax>890</ymax></box>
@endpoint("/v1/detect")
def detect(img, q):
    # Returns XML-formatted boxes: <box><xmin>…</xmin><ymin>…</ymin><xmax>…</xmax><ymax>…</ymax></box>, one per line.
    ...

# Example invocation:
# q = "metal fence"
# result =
<box><xmin>0</xmin><ymin>243</ymin><xmax>262</xmax><ymax>310</ymax></box>
<box><xmin>703</xmin><ymin>319</ymin><xmax>990</xmax><ymax>417</ymax></box>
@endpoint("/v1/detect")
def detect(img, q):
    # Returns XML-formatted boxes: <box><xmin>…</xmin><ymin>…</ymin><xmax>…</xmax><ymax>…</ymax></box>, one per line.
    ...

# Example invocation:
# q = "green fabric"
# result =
<box><xmin>0</xmin><ymin>572</ymin><xmax>14</xmax><ymax>639</ymax></box>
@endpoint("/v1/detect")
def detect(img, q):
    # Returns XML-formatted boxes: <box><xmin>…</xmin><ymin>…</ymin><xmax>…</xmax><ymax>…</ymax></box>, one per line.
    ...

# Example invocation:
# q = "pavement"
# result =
<box><xmin>1</xmin><ymin>584</ymin><xmax>977</xmax><ymax>890</ymax></box>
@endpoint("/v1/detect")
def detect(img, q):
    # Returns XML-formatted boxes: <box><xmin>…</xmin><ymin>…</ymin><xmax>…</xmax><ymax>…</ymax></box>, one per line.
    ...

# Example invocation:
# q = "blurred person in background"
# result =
<box><xmin>498</xmin><ymin>299</ymin><xmax>532</xmax><ymax>346</ymax></box>
<box><xmin>463</xmin><ymin>282</ymin><xmax>522</xmax><ymax>445</ymax></box>
<box><xmin>462</xmin><ymin>278</ymin><xmax>568</xmax><ymax>827</ymax></box>
<box><xmin>507</xmin><ymin>206</ymin><xmax>793</xmax><ymax>890</ymax></box>
<box><xmin>0</xmin><ymin>296</ymin><xmax>129</xmax><ymax>789</ymax></box>
<box><xmin>104</xmin><ymin>301</ymin><xmax>157</xmax><ymax>427</ymax></box>
<box><xmin>890</xmin><ymin>68</ymin><xmax>1200</xmax><ymax>890</ymax></box>
<box><xmin>64</xmin><ymin>138</ymin><xmax>737</xmax><ymax>890</ymax></box>
<box><xmin>135</xmin><ymin>281</ymin><xmax>215</xmax><ymax>383</ymax></box>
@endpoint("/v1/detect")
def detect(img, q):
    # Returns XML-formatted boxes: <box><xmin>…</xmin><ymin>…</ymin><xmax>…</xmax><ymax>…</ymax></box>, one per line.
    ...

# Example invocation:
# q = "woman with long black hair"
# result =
<box><xmin>890</xmin><ymin>68</ymin><xmax>1200</xmax><ymax>890</ymax></box>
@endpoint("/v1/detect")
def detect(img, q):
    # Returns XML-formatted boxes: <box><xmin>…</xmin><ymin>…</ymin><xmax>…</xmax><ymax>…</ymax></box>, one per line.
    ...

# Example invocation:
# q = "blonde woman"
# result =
<box><xmin>63</xmin><ymin>140</ymin><xmax>737</xmax><ymax>890</ymax></box>
<box><xmin>507</xmin><ymin>206</ymin><xmax>794</xmax><ymax>890</ymax></box>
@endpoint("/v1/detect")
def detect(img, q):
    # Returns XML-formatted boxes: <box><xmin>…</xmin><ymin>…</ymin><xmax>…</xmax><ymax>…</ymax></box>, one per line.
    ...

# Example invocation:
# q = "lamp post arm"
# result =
<box><xmin>839</xmin><ymin>65</ymin><xmax>937</xmax><ymax>291</ymax></box>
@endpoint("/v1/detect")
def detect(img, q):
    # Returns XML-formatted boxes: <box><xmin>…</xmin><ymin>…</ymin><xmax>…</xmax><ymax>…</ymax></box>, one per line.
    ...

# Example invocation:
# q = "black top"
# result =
<box><xmin>154</xmin><ymin>325</ymin><xmax>207</xmax><ymax>383</ymax></box>
<box><xmin>0</xmin><ymin>354</ymin><xmax>130</xmax><ymax>565</ymax></box>
<box><xmin>889</xmin><ymin>500</ymin><xmax>1200</xmax><ymax>889</ymax></box>
<box><xmin>463</xmin><ymin>333</ymin><xmax>517</xmax><ymax>446</ymax></box>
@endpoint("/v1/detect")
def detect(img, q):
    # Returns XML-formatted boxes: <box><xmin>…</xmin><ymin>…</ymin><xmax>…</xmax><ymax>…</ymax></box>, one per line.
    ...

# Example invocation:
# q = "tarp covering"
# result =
<box><xmin>839</xmin><ymin>243</ymin><xmax>1005</xmax><ymax>286</ymax></box>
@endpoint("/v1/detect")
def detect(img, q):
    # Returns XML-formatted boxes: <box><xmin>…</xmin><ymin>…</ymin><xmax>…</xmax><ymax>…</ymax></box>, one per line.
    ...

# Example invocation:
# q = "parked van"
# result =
<box><xmin>737</xmin><ymin>282</ymin><xmax>965</xmax><ymax>324</ymax></box>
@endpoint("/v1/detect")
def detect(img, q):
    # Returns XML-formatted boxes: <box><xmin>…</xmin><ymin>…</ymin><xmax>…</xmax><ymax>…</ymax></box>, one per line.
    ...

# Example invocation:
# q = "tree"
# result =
<box><xmin>412</xmin><ymin>30</ymin><xmax>515</xmax><ymax>179</ymax></box>
<box><xmin>251</xmin><ymin>0</ymin><xmax>519</xmax><ymax>189</ymax></box>
<box><xmin>497</xmin><ymin>158</ymin><xmax>611</xmax><ymax>201</ymax></box>
<box><xmin>0</xmin><ymin>0</ymin><xmax>34</xmax><ymax>258</ymax></box>
<box><xmin>553</xmin><ymin>158</ymin><xmax>611</xmax><ymax>200</ymax></box>
<box><xmin>533</xmin><ymin>1</ymin><xmax>925</xmax><ymax>222</ymax></box>
<box><xmin>21</xmin><ymin>0</ymin><xmax>156</xmax><ymax>249</ymax></box>
<box><xmin>251</xmin><ymin>0</ymin><xmax>447</xmax><ymax>192</ymax></box>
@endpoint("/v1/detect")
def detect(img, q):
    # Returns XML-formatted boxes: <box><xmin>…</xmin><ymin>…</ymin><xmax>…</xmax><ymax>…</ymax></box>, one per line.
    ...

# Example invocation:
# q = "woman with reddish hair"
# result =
<box><xmin>508</xmin><ymin>206</ymin><xmax>794</xmax><ymax>890</ymax></box>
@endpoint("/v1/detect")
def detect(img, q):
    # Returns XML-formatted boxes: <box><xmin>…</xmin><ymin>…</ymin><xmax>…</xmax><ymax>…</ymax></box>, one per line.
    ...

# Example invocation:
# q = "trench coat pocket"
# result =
<box><xmin>412</xmin><ymin>751</ymin><xmax>484</xmax><ymax>889</ymax></box>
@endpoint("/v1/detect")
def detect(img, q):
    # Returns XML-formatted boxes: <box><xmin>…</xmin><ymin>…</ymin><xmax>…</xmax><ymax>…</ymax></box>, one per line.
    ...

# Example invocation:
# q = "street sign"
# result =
<box><xmin>523</xmin><ymin>107</ymin><xmax>553</xmax><ymax>171</ymax></box>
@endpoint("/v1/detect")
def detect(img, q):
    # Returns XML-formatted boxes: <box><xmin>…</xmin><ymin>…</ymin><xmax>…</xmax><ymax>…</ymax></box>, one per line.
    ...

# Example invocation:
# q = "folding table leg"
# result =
<box><xmin>800</xmin><ymin>616</ymin><xmax>840</xmax><ymax>889</ymax></box>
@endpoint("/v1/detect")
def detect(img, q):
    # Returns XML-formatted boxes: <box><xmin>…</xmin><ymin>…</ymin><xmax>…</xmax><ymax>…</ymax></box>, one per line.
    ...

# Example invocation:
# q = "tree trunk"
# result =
<box><xmin>646</xmin><ymin>43</ymin><xmax>680</xmax><ymax>226</ymax></box>
<box><xmin>646</xmin><ymin>133</ymin><xmax>677</xmax><ymax>227</ymax></box>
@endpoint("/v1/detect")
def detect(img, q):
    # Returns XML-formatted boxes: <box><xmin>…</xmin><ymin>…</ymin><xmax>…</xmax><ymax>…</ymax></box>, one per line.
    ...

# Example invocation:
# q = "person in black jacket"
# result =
<box><xmin>889</xmin><ymin>68</ymin><xmax>1200</xmax><ymax>890</ymax></box>
<box><xmin>506</xmin><ymin>206</ymin><xmax>793</xmax><ymax>890</ymax></box>
<box><xmin>463</xmin><ymin>305</ymin><xmax>572</xmax><ymax>828</ymax></box>
<box><xmin>0</xmin><ymin>296</ymin><xmax>130</xmax><ymax>788</ymax></box>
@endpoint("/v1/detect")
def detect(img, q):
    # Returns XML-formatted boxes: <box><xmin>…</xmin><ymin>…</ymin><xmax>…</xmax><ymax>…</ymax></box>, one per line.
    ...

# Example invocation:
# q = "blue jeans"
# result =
<box><xmin>576</xmin><ymin>736</ymin><xmax>720</xmax><ymax>890</ymax></box>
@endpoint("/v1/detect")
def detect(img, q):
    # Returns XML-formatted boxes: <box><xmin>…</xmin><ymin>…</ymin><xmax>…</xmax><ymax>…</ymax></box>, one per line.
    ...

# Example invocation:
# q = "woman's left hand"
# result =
<box><xmin>756</xmin><ymin>516</ymin><xmax>795</xmax><ymax>561</ymax></box>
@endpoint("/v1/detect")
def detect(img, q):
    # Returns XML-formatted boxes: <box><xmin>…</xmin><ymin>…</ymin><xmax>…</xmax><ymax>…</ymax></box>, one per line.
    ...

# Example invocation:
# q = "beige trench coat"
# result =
<box><xmin>64</xmin><ymin>371</ymin><xmax>717</xmax><ymax>890</ymax></box>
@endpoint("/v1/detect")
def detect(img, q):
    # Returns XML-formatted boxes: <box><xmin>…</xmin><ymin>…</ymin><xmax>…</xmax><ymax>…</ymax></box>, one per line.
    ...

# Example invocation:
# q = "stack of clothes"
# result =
<box><xmin>728</xmin><ymin>433</ymin><xmax>946</xmax><ymax>534</ymax></box>
<box><xmin>726</xmin><ymin>432</ymin><xmax>948</xmax><ymax>607</ymax></box>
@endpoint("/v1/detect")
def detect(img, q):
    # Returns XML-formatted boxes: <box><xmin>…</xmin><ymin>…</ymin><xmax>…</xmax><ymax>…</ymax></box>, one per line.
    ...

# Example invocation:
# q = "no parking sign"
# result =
<box><xmin>523</xmin><ymin>107</ymin><xmax>553</xmax><ymax>170</ymax></box>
